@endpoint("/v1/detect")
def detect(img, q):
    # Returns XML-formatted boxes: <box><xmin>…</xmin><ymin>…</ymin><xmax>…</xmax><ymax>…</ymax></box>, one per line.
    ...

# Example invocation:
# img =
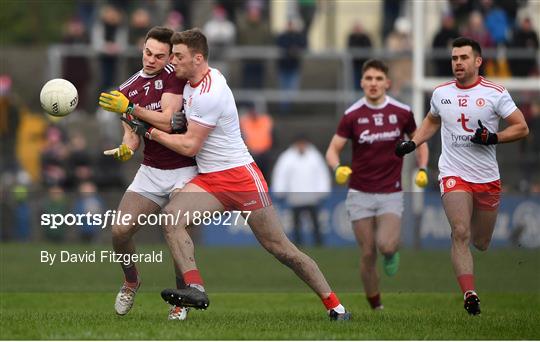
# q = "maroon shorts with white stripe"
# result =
<box><xmin>189</xmin><ymin>162</ymin><xmax>272</xmax><ymax>211</ymax></box>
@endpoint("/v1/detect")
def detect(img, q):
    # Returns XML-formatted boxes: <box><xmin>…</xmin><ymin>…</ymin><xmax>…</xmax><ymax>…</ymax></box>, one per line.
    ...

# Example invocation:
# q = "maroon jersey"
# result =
<box><xmin>337</xmin><ymin>96</ymin><xmax>416</xmax><ymax>193</ymax></box>
<box><xmin>118</xmin><ymin>64</ymin><xmax>195</xmax><ymax>169</ymax></box>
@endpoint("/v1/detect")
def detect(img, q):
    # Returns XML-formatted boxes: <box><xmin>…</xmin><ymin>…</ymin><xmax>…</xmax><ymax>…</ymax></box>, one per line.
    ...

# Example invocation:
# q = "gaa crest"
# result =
<box><xmin>476</xmin><ymin>98</ymin><xmax>485</xmax><ymax>107</ymax></box>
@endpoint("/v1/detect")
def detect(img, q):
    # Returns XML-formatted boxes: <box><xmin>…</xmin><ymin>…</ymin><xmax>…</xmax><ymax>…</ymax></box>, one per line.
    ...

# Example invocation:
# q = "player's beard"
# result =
<box><xmin>176</xmin><ymin>65</ymin><xmax>193</xmax><ymax>81</ymax></box>
<box><xmin>454</xmin><ymin>69</ymin><xmax>475</xmax><ymax>85</ymax></box>
<box><xmin>175</xmin><ymin>69</ymin><xmax>186</xmax><ymax>80</ymax></box>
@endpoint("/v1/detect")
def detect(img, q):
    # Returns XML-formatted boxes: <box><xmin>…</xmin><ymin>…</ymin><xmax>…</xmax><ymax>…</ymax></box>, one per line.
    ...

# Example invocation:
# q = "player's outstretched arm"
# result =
<box><xmin>496</xmin><ymin>109</ymin><xmax>529</xmax><ymax>143</ymax></box>
<box><xmin>150</xmin><ymin>120</ymin><xmax>212</xmax><ymax>157</ymax></box>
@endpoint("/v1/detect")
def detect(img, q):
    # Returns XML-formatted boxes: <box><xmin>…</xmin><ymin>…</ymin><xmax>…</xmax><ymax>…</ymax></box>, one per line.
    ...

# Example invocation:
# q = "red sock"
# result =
<box><xmin>121</xmin><ymin>263</ymin><xmax>138</xmax><ymax>286</ymax></box>
<box><xmin>183</xmin><ymin>269</ymin><xmax>204</xmax><ymax>286</ymax></box>
<box><xmin>367</xmin><ymin>293</ymin><xmax>382</xmax><ymax>309</ymax></box>
<box><xmin>457</xmin><ymin>274</ymin><xmax>475</xmax><ymax>294</ymax></box>
<box><xmin>321</xmin><ymin>292</ymin><xmax>341</xmax><ymax>310</ymax></box>
<box><xmin>176</xmin><ymin>275</ymin><xmax>186</xmax><ymax>289</ymax></box>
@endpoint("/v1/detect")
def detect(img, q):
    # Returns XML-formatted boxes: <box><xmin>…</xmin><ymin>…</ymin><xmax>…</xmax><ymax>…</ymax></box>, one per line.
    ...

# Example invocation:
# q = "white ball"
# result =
<box><xmin>40</xmin><ymin>78</ymin><xmax>78</xmax><ymax>117</ymax></box>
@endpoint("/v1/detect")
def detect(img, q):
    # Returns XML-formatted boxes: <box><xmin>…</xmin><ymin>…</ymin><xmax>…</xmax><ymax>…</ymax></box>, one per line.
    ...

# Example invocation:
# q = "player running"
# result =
<box><xmin>325</xmin><ymin>59</ymin><xmax>428</xmax><ymax>310</ymax></box>
<box><xmin>98</xmin><ymin>26</ymin><xmax>196</xmax><ymax>320</ymax></box>
<box><xmin>395</xmin><ymin>37</ymin><xmax>528</xmax><ymax>315</ymax></box>
<box><xmin>122</xmin><ymin>28</ymin><xmax>351</xmax><ymax>320</ymax></box>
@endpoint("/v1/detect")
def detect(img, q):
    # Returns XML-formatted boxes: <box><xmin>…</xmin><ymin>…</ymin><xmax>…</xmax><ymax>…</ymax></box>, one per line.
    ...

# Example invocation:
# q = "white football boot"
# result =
<box><xmin>168</xmin><ymin>305</ymin><xmax>189</xmax><ymax>320</ymax></box>
<box><xmin>114</xmin><ymin>282</ymin><xmax>140</xmax><ymax>315</ymax></box>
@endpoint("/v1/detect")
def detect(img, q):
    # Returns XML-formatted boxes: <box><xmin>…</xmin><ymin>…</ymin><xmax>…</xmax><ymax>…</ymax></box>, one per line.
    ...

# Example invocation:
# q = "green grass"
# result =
<box><xmin>1</xmin><ymin>244</ymin><xmax>539</xmax><ymax>339</ymax></box>
<box><xmin>1</xmin><ymin>292</ymin><xmax>539</xmax><ymax>340</ymax></box>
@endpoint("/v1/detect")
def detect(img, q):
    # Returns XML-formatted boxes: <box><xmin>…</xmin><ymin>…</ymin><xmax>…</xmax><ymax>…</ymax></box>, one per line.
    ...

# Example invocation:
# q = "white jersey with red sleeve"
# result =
<box><xmin>182</xmin><ymin>67</ymin><xmax>253</xmax><ymax>173</ymax></box>
<box><xmin>429</xmin><ymin>76</ymin><xmax>517</xmax><ymax>183</ymax></box>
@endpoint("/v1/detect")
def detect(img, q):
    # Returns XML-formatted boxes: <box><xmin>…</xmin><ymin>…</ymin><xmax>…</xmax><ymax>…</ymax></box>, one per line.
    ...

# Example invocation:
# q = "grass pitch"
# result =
<box><xmin>1</xmin><ymin>244</ymin><xmax>539</xmax><ymax>339</ymax></box>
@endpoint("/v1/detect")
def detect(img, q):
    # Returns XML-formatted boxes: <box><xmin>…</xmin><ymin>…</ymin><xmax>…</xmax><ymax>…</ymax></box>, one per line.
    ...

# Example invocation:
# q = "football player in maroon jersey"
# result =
<box><xmin>326</xmin><ymin>59</ymin><xmax>428</xmax><ymax>310</ymax></box>
<box><xmin>98</xmin><ymin>26</ymin><xmax>195</xmax><ymax>320</ymax></box>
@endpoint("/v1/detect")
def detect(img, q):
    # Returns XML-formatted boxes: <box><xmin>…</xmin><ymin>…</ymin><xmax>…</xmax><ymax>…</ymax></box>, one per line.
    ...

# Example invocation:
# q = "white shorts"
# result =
<box><xmin>346</xmin><ymin>189</ymin><xmax>403</xmax><ymax>221</ymax></box>
<box><xmin>127</xmin><ymin>165</ymin><xmax>198</xmax><ymax>207</ymax></box>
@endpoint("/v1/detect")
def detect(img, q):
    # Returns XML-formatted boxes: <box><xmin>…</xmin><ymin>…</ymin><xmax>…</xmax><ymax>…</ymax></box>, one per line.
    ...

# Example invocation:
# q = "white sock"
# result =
<box><xmin>189</xmin><ymin>284</ymin><xmax>205</xmax><ymax>292</ymax></box>
<box><xmin>330</xmin><ymin>304</ymin><xmax>346</xmax><ymax>314</ymax></box>
<box><xmin>464</xmin><ymin>290</ymin><xmax>477</xmax><ymax>299</ymax></box>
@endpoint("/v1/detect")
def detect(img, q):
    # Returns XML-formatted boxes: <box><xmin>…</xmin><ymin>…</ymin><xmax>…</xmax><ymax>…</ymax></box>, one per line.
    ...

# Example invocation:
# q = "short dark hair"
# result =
<box><xmin>362</xmin><ymin>59</ymin><xmax>389</xmax><ymax>76</ymax></box>
<box><xmin>452</xmin><ymin>37</ymin><xmax>482</xmax><ymax>57</ymax></box>
<box><xmin>145</xmin><ymin>26</ymin><xmax>174</xmax><ymax>52</ymax></box>
<box><xmin>171</xmin><ymin>28</ymin><xmax>209</xmax><ymax>60</ymax></box>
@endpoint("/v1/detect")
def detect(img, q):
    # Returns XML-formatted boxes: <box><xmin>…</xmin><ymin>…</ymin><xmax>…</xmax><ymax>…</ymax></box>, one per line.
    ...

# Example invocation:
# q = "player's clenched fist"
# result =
<box><xmin>120</xmin><ymin>116</ymin><xmax>154</xmax><ymax>140</ymax></box>
<box><xmin>99</xmin><ymin>90</ymin><xmax>135</xmax><ymax>115</ymax></box>
<box><xmin>415</xmin><ymin>168</ymin><xmax>428</xmax><ymax>188</ymax></box>
<box><xmin>171</xmin><ymin>110</ymin><xmax>188</xmax><ymax>134</ymax></box>
<box><xmin>470</xmin><ymin>120</ymin><xmax>498</xmax><ymax>145</ymax></box>
<box><xmin>334</xmin><ymin>165</ymin><xmax>352</xmax><ymax>185</ymax></box>
<box><xmin>395</xmin><ymin>140</ymin><xmax>416</xmax><ymax>157</ymax></box>
<box><xmin>103</xmin><ymin>143</ymin><xmax>134</xmax><ymax>162</ymax></box>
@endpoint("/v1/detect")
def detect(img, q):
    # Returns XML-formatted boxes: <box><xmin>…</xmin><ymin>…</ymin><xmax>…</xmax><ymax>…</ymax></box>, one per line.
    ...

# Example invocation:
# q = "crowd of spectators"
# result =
<box><xmin>0</xmin><ymin>73</ymin><xmax>121</xmax><ymax>242</ymax></box>
<box><xmin>53</xmin><ymin>0</ymin><xmax>540</xmax><ymax>107</ymax></box>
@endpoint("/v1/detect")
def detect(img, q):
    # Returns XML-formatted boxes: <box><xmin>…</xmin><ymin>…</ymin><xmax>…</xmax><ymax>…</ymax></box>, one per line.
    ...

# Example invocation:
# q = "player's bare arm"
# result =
<box><xmin>396</xmin><ymin>113</ymin><xmax>440</xmax><ymax>158</ymax></box>
<box><xmin>326</xmin><ymin>135</ymin><xmax>352</xmax><ymax>185</ymax></box>
<box><xmin>411</xmin><ymin>112</ymin><xmax>441</xmax><ymax>147</ymax></box>
<box><xmin>408</xmin><ymin>130</ymin><xmax>429</xmax><ymax>168</ymax></box>
<box><xmin>151</xmin><ymin>120</ymin><xmax>211</xmax><ymax>157</ymax></box>
<box><xmin>325</xmin><ymin>134</ymin><xmax>348</xmax><ymax>170</ymax></box>
<box><xmin>495</xmin><ymin>109</ymin><xmax>529</xmax><ymax>143</ymax></box>
<box><xmin>100</xmin><ymin>91</ymin><xmax>182</xmax><ymax>133</ymax></box>
<box><xmin>131</xmin><ymin>92</ymin><xmax>183</xmax><ymax>132</ymax></box>
<box><xmin>407</xmin><ymin>129</ymin><xmax>430</xmax><ymax>187</ymax></box>
<box><xmin>121</xmin><ymin>121</ymin><xmax>141</xmax><ymax>151</ymax></box>
<box><xmin>103</xmin><ymin>120</ymin><xmax>140</xmax><ymax>161</ymax></box>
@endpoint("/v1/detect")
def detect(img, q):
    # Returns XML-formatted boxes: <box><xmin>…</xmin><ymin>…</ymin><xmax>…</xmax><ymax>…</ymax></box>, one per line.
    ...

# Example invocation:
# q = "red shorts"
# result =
<box><xmin>189</xmin><ymin>162</ymin><xmax>272</xmax><ymax>211</ymax></box>
<box><xmin>440</xmin><ymin>176</ymin><xmax>501</xmax><ymax>211</ymax></box>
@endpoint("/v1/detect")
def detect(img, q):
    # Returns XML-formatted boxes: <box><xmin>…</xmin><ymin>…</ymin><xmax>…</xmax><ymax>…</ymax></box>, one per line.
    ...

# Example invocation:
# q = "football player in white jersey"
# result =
<box><xmin>395</xmin><ymin>37</ymin><xmax>529</xmax><ymax>315</ymax></box>
<box><xmin>122</xmin><ymin>29</ymin><xmax>350</xmax><ymax>320</ymax></box>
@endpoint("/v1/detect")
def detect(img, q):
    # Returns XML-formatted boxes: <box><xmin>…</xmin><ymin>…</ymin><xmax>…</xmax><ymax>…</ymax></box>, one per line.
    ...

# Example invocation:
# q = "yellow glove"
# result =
<box><xmin>415</xmin><ymin>168</ymin><xmax>428</xmax><ymax>188</ymax></box>
<box><xmin>103</xmin><ymin>143</ymin><xmax>134</xmax><ymax>162</ymax></box>
<box><xmin>335</xmin><ymin>165</ymin><xmax>352</xmax><ymax>185</ymax></box>
<box><xmin>99</xmin><ymin>90</ymin><xmax>135</xmax><ymax>114</ymax></box>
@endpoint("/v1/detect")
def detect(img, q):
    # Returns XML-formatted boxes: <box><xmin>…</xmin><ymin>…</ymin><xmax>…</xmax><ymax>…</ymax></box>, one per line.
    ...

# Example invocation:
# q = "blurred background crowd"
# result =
<box><xmin>1</xmin><ymin>0</ymin><xmax>539</xmax><ymax>244</ymax></box>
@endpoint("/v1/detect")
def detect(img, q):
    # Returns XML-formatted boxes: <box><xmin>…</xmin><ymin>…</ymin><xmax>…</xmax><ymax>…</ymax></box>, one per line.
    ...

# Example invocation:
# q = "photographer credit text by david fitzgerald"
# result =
<box><xmin>40</xmin><ymin>250</ymin><xmax>163</xmax><ymax>266</ymax></box>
